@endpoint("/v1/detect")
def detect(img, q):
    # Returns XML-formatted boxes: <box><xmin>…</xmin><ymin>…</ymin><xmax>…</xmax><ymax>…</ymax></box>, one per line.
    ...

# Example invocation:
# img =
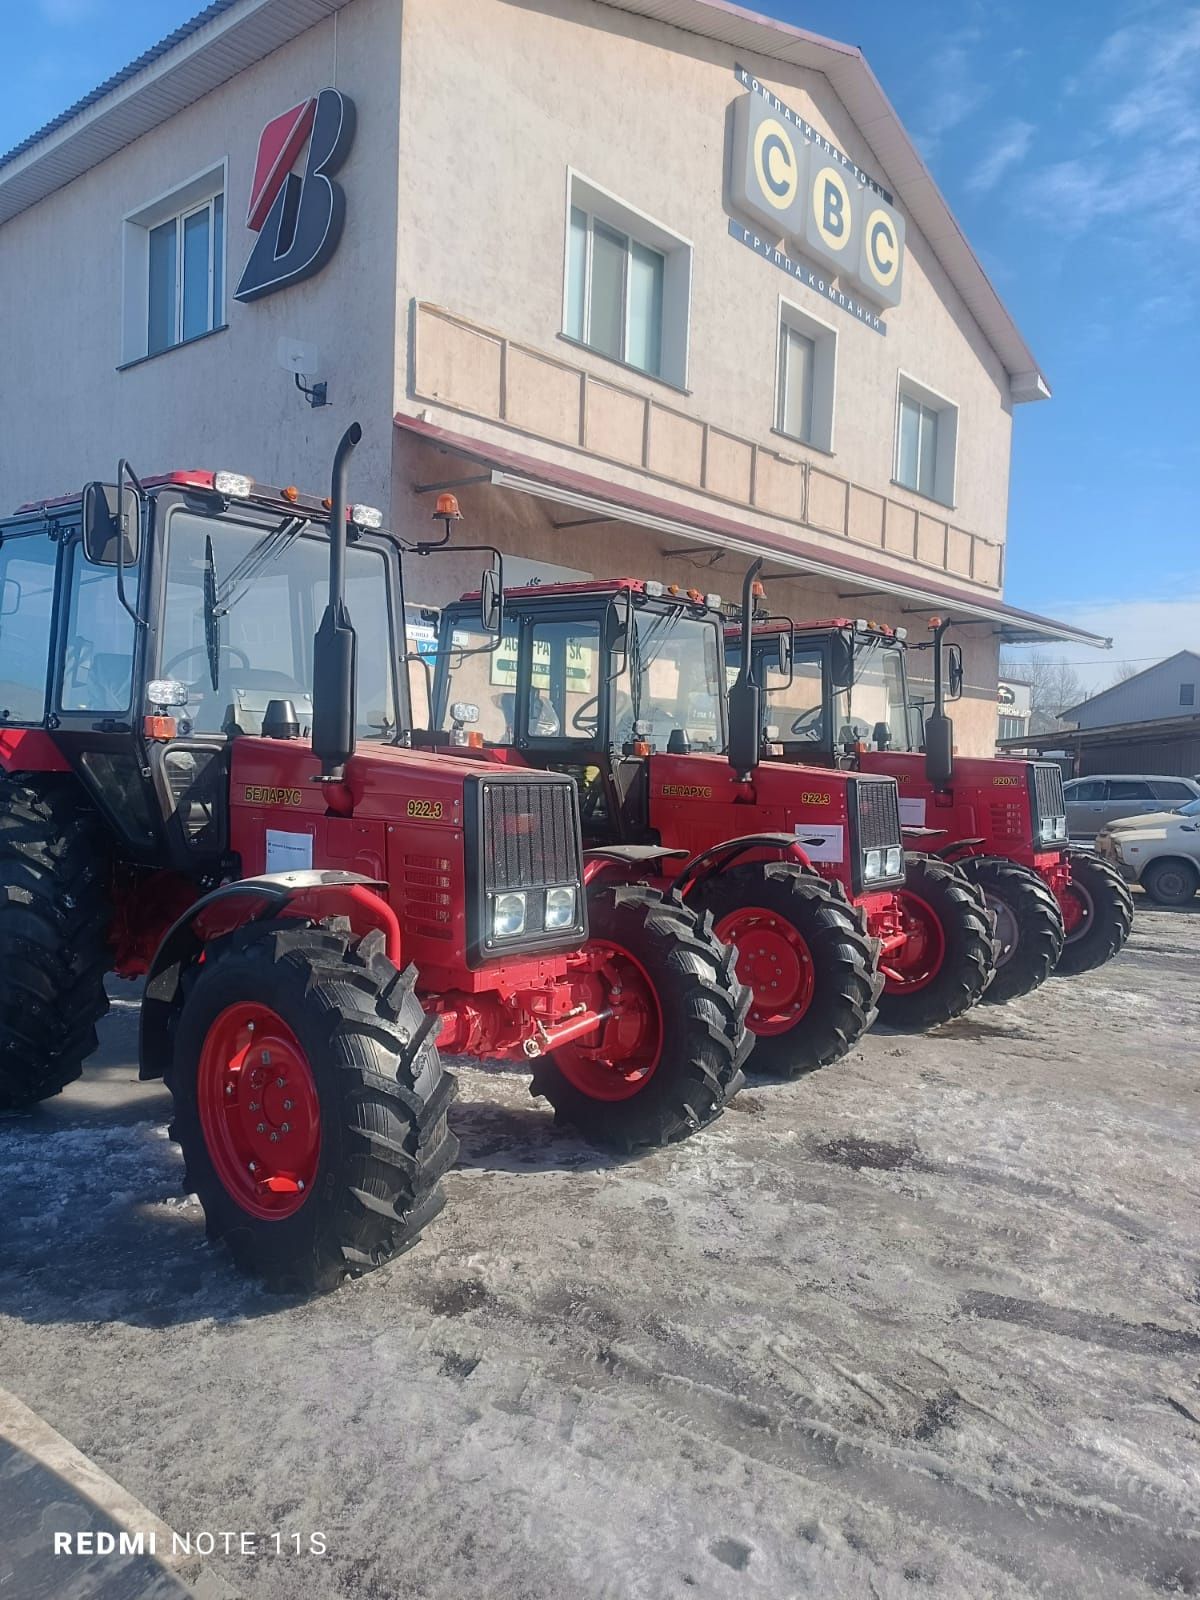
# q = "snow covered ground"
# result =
<box><xmin>1</xmin><ymin>899</ymin><xmax>1198</xmax><ymax>1599</ymax></box>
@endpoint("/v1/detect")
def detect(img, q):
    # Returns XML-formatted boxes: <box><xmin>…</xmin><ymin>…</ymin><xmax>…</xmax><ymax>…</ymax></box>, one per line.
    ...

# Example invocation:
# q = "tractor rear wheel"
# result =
<box><xmin>531</xmin><ymin>884</ymin><xmax>750</xmax><ymax>1152</ymax></box>
<box><xmin>0</xmin><ymin>776</ymin><xmax>112</xmax><ymax>1111</ymax></box>
<box><xmin>167</xmin><ymin>919</ymin><xmax>457</xmax><ymax>1292</ymax></box>
<box><xmin>1054</xmin><ymin>851</ymin><xmax>1134</xmax><ymax>975</ymax></box>
<box><xmin>958</xmin><ymin>856</ymin><xmax>1065</xmax><ymax>1004</ymax></box>
<box><xmin>876</xmin><ymin>854</ymin><xmax>996</xmax><ymax>1030</ymax></box>
<box><xmin>696</xmin><ymin>861</ymin><xmax>882</xmax><ymax>1077</ymax></box>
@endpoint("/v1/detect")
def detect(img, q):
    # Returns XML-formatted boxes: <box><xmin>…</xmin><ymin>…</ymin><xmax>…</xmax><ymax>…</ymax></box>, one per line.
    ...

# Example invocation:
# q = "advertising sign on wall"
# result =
<box><xmin>728</xmin><ymin>66</ymin><xmax>905</xmax><ymax>327</ymax></box>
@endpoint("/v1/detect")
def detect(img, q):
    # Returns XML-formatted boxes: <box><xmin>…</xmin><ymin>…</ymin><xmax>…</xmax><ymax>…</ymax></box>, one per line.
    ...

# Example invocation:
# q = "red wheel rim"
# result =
<box><xmin>885</xmin><ymin>892</ymin><xmax>947</xmax><ymax>994</ymax></box>
<box><xmin>714</xmin><ymin>906</ymin><xmax>816</xmax><ymax>1036</ymax></box>
<box><xmin>553</xmin><ymin>940</ymin><xmax>663</xmax><ymax>1101</ymax></box>
<box><xmin>197</xmin><ymin>1002</ymin><xmax>321</xmax><ymax>1220</ymax></box>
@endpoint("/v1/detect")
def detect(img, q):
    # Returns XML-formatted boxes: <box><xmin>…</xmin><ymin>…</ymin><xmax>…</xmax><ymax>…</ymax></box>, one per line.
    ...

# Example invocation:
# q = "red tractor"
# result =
<box><xmin>426</xmin><ymin>562</ymin><xmax>996</xmax><ymax>1077</ymax></box>
<box><xmin>726</xmin><ymin>613</ymin><xmax>1133</xmax><ymax>1002</ymax></box>
<box><xmin>0</xmin><ymin>427</ymin><xmax>749</xmax><ymax>1292</ymax></box>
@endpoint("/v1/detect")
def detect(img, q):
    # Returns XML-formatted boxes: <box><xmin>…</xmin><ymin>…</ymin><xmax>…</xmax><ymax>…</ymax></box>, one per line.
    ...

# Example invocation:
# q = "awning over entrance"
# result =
<box><xmin>395</xmin><ymin>413</ymin><xmax>1109</xmax><ymax>649</ymax></box>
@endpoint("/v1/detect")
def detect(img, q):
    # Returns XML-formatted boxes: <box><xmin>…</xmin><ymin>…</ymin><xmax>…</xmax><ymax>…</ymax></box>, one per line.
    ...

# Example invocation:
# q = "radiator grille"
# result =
<box><xmin>481</xmin><ymin>780</ymin><xmax>581</xmax><ymax>891</ymax></box>
<box><xmin>855</xmin><ymin>779</ymin><xmax>902</xmax><ymax>853</ymax></box>
<box><xmin>1030</xmin><ymin>763</ymin><xmax>1066</xmax><ymax>828</ymax></box>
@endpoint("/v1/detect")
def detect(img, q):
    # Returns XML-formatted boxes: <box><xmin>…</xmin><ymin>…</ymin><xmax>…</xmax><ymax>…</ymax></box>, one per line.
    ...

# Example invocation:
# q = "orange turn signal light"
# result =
<box><xmin>929</xmin><ymin>615</ymin><xmax>942</xmax><ymax>629</ymax></box>
<box><xmin>466</xmin><ymin>730</ymin><xmax>484</xmax><ymax>749</ymax></box>
<box><xmin>751</xmin><ymin>581</ymin><xmax>766</xmax><ymax>599</ymax></box>
<box><xmin>687</xmin><ymin>588</ymin><xmax>703</xmax><ymax>603</ymax></box>
<box><xmin>143</xmin><ymin>715</ymin><xmax>177</xmax><ymax>741</ymax></box>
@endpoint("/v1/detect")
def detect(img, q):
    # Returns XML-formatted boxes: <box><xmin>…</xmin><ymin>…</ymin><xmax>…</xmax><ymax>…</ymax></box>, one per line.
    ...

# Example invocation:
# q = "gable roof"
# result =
<box><xmin>1061</xmin><ymin>649</ymin><xmax>1200</xmax><ymax>718</ymax></box>
<box><xmin>0</xmin><ymin>0</ymin><xmax>1047</xmax><ymax>400</ymax></box>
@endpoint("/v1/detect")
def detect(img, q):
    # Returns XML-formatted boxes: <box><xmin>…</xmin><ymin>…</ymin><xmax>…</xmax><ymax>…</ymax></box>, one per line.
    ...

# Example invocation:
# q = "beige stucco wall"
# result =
<box><xmin>0</xmin><ymin>0</ymin><xmax>402</xmax><ymax>511</ymax></box>
<box><xmin>391</xmin><ymin>0</ymin><xmax>1016</xmax><ymax>593</ymax></box>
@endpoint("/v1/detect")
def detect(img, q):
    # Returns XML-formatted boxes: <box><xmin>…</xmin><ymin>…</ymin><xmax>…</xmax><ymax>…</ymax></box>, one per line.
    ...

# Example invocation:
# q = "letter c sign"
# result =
<box><xmin>753</xmin><ymin>118</ymin><xmax>799</xmax><ymax>210</ymax></box>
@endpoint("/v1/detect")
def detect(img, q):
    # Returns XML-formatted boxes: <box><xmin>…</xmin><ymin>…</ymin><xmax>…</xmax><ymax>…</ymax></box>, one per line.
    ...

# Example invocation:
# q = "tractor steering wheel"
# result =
<box><xmin>163</xmin><ymin>643</ymin><xmax>252</xmax><ymax>679</ymax></box>
<box><xmin>571</xmin><ymin>694</ymin><xmax>601</xmax><ymax>735</ymax></box>
<box><xmin>789</xmin><ymin>706</ymin><xmax>824</xmax><ymax>739</ymax></box>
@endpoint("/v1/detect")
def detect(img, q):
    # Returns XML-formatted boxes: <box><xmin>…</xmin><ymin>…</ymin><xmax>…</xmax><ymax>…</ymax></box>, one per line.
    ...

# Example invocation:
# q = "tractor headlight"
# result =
<box><xmin>864</xmin><ymin>848</ymin><xmax>884</xmax><ymax>881</ymax></box>
<box><xmin>544</xmin><ymin>886</ymin><xmax>577</xmax><ymax>930</ymax></box>
<box><xmin>1040</xmin><ymin>816</ymin><xmax>1067</xmax><ymax>843</ymax></box>
<box><xmin>491</xmin><ymin>891</ymin><xmax>527</xmax><ymax>938</ymax></box>
<box><xmin>213</xmin><ymin>471</ymin><xmax>253</xmax><ymax>498</ymax></box>
<box><xmin>884</xmin><ymin>846</ymin><xmax>903</xmax><ymax>877</ymax></box>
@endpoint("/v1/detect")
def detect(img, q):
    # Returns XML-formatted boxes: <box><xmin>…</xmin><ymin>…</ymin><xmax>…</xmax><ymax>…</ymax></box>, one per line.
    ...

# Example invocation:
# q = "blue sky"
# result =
<box><xmin>2</xmin><ymin>0</ymin><xmax>1196</xmax><ymax>685</ymax></box>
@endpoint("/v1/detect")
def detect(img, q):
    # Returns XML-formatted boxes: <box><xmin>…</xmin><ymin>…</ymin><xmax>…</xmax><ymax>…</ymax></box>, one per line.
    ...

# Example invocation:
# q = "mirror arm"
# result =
<box><xmin>114</xmin><ymin>459</ymin><xmax>148</xmax><ymax>631</ymax></box>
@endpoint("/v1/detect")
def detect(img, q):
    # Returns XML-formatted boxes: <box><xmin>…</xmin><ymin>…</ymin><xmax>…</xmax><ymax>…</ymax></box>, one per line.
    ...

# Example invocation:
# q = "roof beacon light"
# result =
<box><xmin>686</xmin><ymin>587</ymin><xmax>703</xmax><ymax>603</ymax></box>
<box><xmin>644</xmin><ymin>580</ymin><xmax>665</xmax><ymax>598</ymax></box>
<box><xmin>752</xmin><ymin>580</ymin><xmax>766</xmax><ymax>600</ymax></box>
<box><xmin>213</xmin><ymin>471</ymin><xmax>253</xmax><ymax>498</ymax></box>
<box><xmin>351</xmin><ymin>504</ymin><xmax>384</xmax><ymax>530</ymax></box>
<box><xmin>928</xmin><ymin>615</ymin><xmax>942</xmax><ymax>630</ymax></box>
<box><xmin>667</xmin><ymin>583</ymin><xmax>681</xmax><ymax>596</ymax></box>
<box><xmin>434</xmin><ymin>493</ymin><xmax>463</xmax><ymax>521</ymax></box>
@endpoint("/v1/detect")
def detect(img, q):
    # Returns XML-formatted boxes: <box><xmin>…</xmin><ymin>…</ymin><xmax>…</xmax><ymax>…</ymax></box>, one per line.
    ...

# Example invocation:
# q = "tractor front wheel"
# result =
<box><xmin>1054</xmin><ymin>851</ymin><xmax>1134</xmax><ymax>975</ymax></box>
<box><xmin>0</xmin><ymin>776</ymin><xmax>112</xmax><ymax>1111</ymax></box>
<box><xmin>697</xmin><ymin>861</ymin><xmax>882</xmax><ymax>1077</ymax></box>
<box><xmin>167</xmin><ymin>919</ymin><xmax>457</xmax><ymax>1292</ymax></box>
<box><xmin>958</xmin><ymin>856</ymin><xmax>1065</xmax><ymax>1004</ymax></box>
<box><xmin>876</xmin><ymin>854</ymin><xmax>996</xmax><ymax>1029</ymax></box>
<box><xmin>531</xmin><ymin>885</ymin><xmax>750</xmax><ymax>1152</ymax></box>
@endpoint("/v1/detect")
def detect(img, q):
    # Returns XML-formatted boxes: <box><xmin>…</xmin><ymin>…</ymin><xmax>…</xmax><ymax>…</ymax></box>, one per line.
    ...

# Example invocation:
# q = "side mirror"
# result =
<box><xmin>774</xmin><ymin>632</ymin><xmax>790</xmax><ymax>676</ymax></box>
<box><xmin>946</xmin><ymin>643</ymin><xmax>964</xmax><ymax>701</ymax></box>
<box><xmin>728</xmin><ymin>678</ymin><xmax>761</xmax><ymax>779</ymax></box>
<box><xmin>82</xmin><ymin>482</ymin><xmax>140</xmax><ymax>566</ymax></box>
<box><xmin>0</xmin><ymin>578</ymin><xmax>20</xmax><ymax>617</ymax></box>
<box><xmin>480</xmin><ymin>559</ymin><xmax>503</xmax><ymax>636</ymax></box>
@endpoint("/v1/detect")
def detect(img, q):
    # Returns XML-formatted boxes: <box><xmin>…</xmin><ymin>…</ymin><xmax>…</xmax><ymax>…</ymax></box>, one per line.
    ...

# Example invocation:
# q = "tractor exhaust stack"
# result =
<box><xmin>312</xmin><ymin>423</ymin><xmax>362</xmax><ymax>781</ymax></box>
<box><xmin>924</xmin><ymin>615</ymin><xmax>954</xmax><ymax>788</ymax></box>
<box><xmin>727</xmin><ymin>558</ymin><xmax>764</xmax><ymax>782</ymax></box>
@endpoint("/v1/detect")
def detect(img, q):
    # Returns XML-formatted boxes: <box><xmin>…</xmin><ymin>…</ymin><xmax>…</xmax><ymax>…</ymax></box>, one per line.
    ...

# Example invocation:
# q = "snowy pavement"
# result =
<box><xmin>1</xmin><ymin>898</ymin><xmax>1198</xmax><ymax>1599</ymax></box>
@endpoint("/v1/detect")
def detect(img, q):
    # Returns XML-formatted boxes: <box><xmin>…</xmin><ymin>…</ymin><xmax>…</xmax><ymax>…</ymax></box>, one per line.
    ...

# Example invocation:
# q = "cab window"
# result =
<box><xmin>0</xmin><ymin>534</ymin><xmax>58</xmax><ymax>723</ymax></box>
<box><xmin>525</xmin><ymin>617</ymin><xmax>602</xmax><ymax>742</ymax></box>
<box><xmin>60</xmin><ymin>549</ymin><xmax>139</xmax><ymax>712</ymax></box>
<box><xmin>438</xmin><ymin>622</ymin><xmax>518</xmax><ymax>744</ymax></box>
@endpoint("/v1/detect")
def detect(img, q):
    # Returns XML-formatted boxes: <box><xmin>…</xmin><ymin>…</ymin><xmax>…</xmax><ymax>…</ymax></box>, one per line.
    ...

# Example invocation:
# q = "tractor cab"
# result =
<box><xmin>0</xmin><ymin>468</ymin><xmax>409</xmax><ymax>872</ymax></box>
<box><xmin>431</xmin><ymin>578</ymin><xmax>729</xmax><ymax>842</ymax></box>
<box><xmin>725</xmin><ymin>617</ymin><xmax>926</xmax><ymax>766</ymax></box>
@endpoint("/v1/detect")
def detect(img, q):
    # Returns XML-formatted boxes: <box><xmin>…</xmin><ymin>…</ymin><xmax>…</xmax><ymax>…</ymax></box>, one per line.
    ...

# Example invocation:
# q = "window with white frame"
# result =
<box><xmin>775</xmin><ymin>304</ymin><xmax>836</xmax><ymax>452</ymax></box>
<box><xmin>894</xmin><ymin>376</ymin><xmax>958</xmax><ymax>505</ymax></box>
<box><xmin>563</xmin><ymin>175</ymin><xmax>691</xmax><ymax>387</ymax></box>
<box><xmin>122</xmin><ymin>165</ymin><xmax>225</xmax><ymax>365</ymax></box>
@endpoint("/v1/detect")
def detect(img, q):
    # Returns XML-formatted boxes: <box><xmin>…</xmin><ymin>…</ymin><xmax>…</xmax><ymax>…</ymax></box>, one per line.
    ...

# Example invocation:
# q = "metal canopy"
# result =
<box><xmin>396</xmin><ymin>413</ymin><xmax>1110</xmax><ymax>650</ymax></box>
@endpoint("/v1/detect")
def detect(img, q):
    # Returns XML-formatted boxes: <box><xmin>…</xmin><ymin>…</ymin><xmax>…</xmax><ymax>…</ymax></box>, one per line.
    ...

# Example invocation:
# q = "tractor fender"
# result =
<box><xmin>673</xmin><ymin>833</ymin><xmax>814</xmax><ymax>902</ymax></box>
<box><xmin>0</xmin><ymin>728</ymin><xmax>71</xmax><ymax>773</ymax></box>
<box><xmin>139</xmin><ymin>871</ymin><xmax>401</xmax><ymax>1080</ymax></box>
<box><xmin>582</xmin><ymin>845</ymin><xmax>688</xmax><ymax>887</ymax></box>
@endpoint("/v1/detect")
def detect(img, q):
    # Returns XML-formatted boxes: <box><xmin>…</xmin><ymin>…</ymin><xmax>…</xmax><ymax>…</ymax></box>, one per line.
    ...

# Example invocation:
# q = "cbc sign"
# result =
<box><xmin>731</xmin><ymin>90</ymin><xmax>905</xmax><ymax>311</ymax></box>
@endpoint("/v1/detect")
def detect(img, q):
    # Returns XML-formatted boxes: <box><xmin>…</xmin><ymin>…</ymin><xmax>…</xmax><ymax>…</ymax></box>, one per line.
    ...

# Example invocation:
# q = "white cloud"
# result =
<box><xmin>1005</xmin><ymin>588</ymin><xmax>1200</xmax><ymax>697</ymax></box>
<box><xmin>911</xmin><ymin>31</ymin><xmax>990</xmax><ymax>156</ymax></box>
<box><xmin>38</xmin><ymin>0</ymin><xmax>100</xmax><ymax>23</ymax></box>
<box><xmin>967</xmin><ymin>119</ymin><xmax>1034</xmax><ymax>193</ymax></box>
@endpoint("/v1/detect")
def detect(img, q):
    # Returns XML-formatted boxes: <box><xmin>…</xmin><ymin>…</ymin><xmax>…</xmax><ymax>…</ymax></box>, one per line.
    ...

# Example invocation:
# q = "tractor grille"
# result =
<box><xmin>467</xmin><ymin>775</ymin><xmax>586</xmax><ymax>965</ymax></box>
<box><xmin>1030</xmin><ymin>762</ymin><xmax>1066</xmax><ymax>829</ymax></box>
<box><xmin>482</xmin><ymin>780</ymin><xmax>580</xmax><ymax>890</ymax></box>
<box><xmin>854</xmin><ymin>778</ymin><xmax>903</xmax><ymax>853</ymax></box>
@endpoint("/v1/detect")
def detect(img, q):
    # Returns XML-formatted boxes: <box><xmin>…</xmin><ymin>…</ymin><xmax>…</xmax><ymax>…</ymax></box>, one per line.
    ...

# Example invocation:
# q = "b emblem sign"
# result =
<box><xmin>235</xmin><ymin>88</ymin><xmax>355</xmax><ymax>303</ymax></box>
<box><xmin>730</xmin><ymin>73</ymin><xmax>905</xmax><ymax>313</ymax></box>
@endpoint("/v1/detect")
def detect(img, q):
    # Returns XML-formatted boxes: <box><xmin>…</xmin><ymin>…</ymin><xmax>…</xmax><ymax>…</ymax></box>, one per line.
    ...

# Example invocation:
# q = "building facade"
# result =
<box><xmin>0</xmin><ymin>0</ymin><xmax>1103</xmax><ymax>753</ymax></box>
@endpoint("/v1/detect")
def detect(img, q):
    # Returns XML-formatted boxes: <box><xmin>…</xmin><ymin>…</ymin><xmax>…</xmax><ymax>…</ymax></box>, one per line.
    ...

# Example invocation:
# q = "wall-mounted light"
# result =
<box><xmin>276</xmin><ymin>335</ymin><xmax>328</xmax><ymax>408</ymax></box>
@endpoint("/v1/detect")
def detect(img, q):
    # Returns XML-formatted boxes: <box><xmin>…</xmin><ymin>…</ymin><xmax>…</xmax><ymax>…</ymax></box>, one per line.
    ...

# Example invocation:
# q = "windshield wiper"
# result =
<box><xmin>203</xmin><ymin>536</ymin><xmax>220</xmax><ymax>692</ymax></box>
<box><xmin>201</xmin><ymin>515</ymin><xmax>307</xmax><ymax>693</ymax></box>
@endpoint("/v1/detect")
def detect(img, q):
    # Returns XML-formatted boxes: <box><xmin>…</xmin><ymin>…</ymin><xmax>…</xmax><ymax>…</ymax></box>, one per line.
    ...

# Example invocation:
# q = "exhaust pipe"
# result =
<box><xmin>924</xmin><ymin>615</ymin><xmax>954</xmax><ymax>788</ymax></box>
<box><xmin>727</xmin><ymin>558</ymin><xmax>764</xmax><ymax>781</ymax></box>
<box><xmin>312</xmin><ymin>422</ymin><xmax>362</xmax><ymax>781</ymax></box>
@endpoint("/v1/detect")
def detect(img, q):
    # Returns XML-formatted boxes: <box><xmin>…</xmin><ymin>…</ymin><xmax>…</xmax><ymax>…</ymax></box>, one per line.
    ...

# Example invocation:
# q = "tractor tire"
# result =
<box><xmin>876</xmin><ymin>854</ymin><xmax>996</xmax><ymax>1030</ymax></box>
<box><xmin>0</xmin><ymin>775</ymin><xmax>112</xmax><ymax>1111</ymax></box>
<box><xmin>166</xmin><ymin>919</ymin><xmax>457</xmax><ymax>1293</ymax></box>
<box><xmin>1141</xmin><ymin>857</ymin><xmax>1199</xmax><ymax>907</ymax></box>
<box><xmin>695</xmin><ymin>861</ymin><xmax>882</xmax><ymax>1078</ymax></box>
<box><xmin>1054</xmin><ymin>851</ymin><xmax>1134</xmax><ymax>976</ymax></box>
<box><xmin>530</xmin><ymin>884</ymin><xmax>750</xmax><ymax>1152</ymax></box>
<box><xmin>957</xmin><ymin>856</ymin><xmax>1065</xmax><ymax>1005</ymax></box>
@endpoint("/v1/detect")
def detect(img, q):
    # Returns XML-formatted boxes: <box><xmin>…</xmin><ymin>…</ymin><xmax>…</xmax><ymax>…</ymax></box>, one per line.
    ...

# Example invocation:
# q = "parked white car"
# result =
<box><xmin>1095</xmin><ymin>797</ymin><xmax>1200</xmax><ymax>905</ymax></box>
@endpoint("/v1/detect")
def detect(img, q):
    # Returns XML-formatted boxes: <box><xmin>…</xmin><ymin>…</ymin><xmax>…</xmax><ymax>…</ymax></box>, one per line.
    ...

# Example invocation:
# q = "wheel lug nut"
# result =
<box><xmin>269</xmin><ymin>1132</ymin><xmax>279</xmax><ymax>1143</ymax></box>
<box><xmin>276</xmin><ymin>1077</ymin><xmax>286</xmax><ymax>1088</ymax></box>
<box><xmin>297</xmin><ymin>1180</ymin><xmax>305</xmax><ymax>1192</ymax></box>
<box><xmin>283</xmin><ymin>1100</ymin><xmax>293</xmax><ymax>1111</ymax></box>
<box><xmin>248</xmin><ymin>1161</ymin><xmax>258</xmax><ymax>1173</ymax></box>
<box><xmin>256</xmin><ymin>1122</ymin><xmax>266</xmax><ymax>1134</ymax></box>
<box><xmin>281</xmin><ymin>1123</ymin><xmax>290</xmax><ymax>1134</ymax></box>
<box><xmin>249</xmin><ymin>1101</ymin><xmax>259</xmax><ymax>1111</ymax></box>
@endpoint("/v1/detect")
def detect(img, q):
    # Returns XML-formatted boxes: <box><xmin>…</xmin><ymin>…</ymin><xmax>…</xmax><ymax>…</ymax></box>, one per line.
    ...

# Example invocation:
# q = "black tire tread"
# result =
<box><xmin>0</xmin><ymin>775</ymin><xmax>112</xmax><ymax>1110</ymax></box>
<box><xmin>530</xmin><ymin>884</ymin><xmax>750</xmax><ymax>1153</ymax></box>
<box><xmin>166</xmin><ymin>919</ymin><xmax>457</xmax><ymax>1292</ymax></box>
<box><xmin>876</xmin><ymin>853</ymin><xmax>996</xmax><ymax>1030</ymax></box>
<box><xmin>695</xmin><ymin>860</ymin><xmax>883</xmax><ymax>1078</ymax></box>
<box><xmin>1055</xmin><ymin>851</ymin><xmax>1134</xmax><ymax>976</ymax></box>
<box><xmin>958</xmin><ymin>856</ymin><xmax>1066</xmax><ymax>1005</ymax></box>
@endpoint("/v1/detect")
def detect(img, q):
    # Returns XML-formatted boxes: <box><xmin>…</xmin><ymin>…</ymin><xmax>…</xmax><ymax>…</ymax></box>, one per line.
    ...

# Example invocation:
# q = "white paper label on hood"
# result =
<box><xmin>899</xmin><ymin>797</ymin><xmax>927</xmax><ymax>827</ymax></box>
<box><xmin>794</xmin><ymin>823</ymin><xmax>844</xmax><ymax>863</ymax></box>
